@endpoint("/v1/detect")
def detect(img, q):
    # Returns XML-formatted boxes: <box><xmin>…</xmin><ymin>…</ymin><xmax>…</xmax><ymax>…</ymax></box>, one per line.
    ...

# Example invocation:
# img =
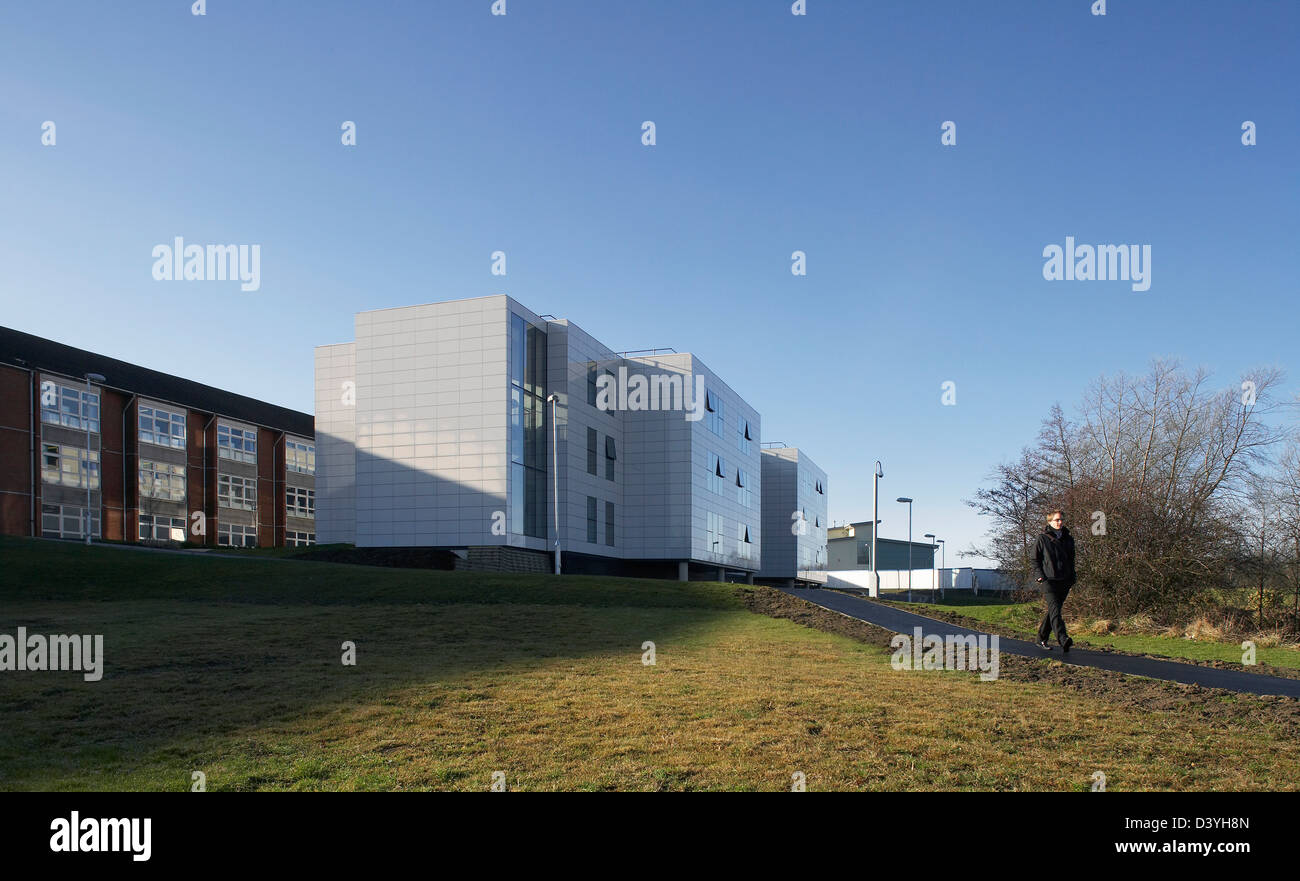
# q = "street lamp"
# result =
<box><xmin>936</xmin><ymin>538</ymin><xmax>945</xmax><ymax>600</ymax></box>
<box><xmin>897</xmin><ymin>497</ymin><xmax>913</xmax><ymax>602</ymax></box>
<box><xmin>546</xmin><ymin>393</ymin><xmax>560</xmax><ymax>575</ymax></box>
<box><xmin>924</xmin><ymin>533</ymin><xmax>937</xmax><ymax>601</ymax></box>
<box><xmin>83</xmin><ymin>373</ymin><xmax>105</xmax><ymax>545</ymax></box>
<box><xmin>871</xmin><ymin>461</ymin><xmax>883</xmax><ymax>597</ymax></box>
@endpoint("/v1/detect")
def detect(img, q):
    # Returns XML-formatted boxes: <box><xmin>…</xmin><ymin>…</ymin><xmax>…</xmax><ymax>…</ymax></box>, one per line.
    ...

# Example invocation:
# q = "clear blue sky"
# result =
<box><xmin>2</xmin><ymin>1</ymin><xmax>1296</xmax><ymax>565</ymax></box>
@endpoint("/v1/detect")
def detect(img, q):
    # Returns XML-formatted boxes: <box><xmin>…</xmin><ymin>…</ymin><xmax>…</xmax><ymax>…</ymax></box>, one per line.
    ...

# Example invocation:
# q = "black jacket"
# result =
<box><xmin>1033</xmin><ymin>526</ymin><xmax>1076</xmax><ymax>585</ymax></box>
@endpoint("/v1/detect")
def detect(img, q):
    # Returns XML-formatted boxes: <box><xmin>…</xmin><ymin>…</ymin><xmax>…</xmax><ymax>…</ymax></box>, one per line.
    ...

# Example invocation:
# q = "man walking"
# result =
<box><xmin>1033</xmin><ymin>510</ymin><xmax>1076</xmax><ymax>652</ymax></box>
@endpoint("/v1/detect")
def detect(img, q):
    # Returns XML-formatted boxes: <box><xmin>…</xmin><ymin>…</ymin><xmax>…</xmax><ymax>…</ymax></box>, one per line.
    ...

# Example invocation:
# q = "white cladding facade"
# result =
<box><xmin>314</xmin><ymin>296</ymin><xmax>764</xmax><ymax>576</ymax></box>
<box><xmin>758</xmin><ymin>447</ymin><xmax>829</xmax><ymax>581</ymax></box>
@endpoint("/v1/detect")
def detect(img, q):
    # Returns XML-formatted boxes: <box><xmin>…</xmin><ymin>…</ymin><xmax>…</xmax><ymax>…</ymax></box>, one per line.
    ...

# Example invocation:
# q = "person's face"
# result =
<box><xmin>1048</xmin><ymin>514</ymin><xmax>1063</xmax><ymax>529</ymax></box>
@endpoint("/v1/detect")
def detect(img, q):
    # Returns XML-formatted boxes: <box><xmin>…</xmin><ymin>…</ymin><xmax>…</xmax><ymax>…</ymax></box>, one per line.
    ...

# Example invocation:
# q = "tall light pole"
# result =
<box><xmin>546</xmin><ymin>393</ymin><xmax>560</xmax><ymax>575</ymax></box>
<box><xmin>872</xmin><ymin>461</ymin><xmax>883</xmax><ymax>597</ymax></box>
<box><xmin>83</xmin><ymin>372</ymin><xmax>105</xmax><ymax>545</ymax></box>
<box><xmin>897</xmin><ymin>497</ymin><xmax>913</xmax><ymax>602</ymax></box>
<box><xmin>936</xmin><ymin>538</ymin><xmax>945</xmax><ymax>600</ymax></box>
<box><xmin>924</xmin><ymin>533</ymin><xmax>937</xmax><ymax>600</ymax></box>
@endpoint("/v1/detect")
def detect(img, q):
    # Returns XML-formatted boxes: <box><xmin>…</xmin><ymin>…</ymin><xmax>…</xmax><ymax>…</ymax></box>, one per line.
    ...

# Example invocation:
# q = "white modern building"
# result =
<box><xmin>314</xmin><ymin>295</ymin><xmax>764</xmax><ymax>581</ymax></box>
<box><xmin>757</xmin><ymin>446</ymin><xmax>829</xmax><ymax>587</ymax></box>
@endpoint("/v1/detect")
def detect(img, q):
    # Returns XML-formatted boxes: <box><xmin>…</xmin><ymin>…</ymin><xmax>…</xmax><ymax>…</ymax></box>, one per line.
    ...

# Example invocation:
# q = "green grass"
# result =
<box><xmin>893</xmin><ymin>593</ymin><xmax>1300</xmax><ymax>671</ymax></box>
<box><xmin>2</xmin><ymin>536</ymin><xmax>1298</xmax><ymax>791</ymax></box>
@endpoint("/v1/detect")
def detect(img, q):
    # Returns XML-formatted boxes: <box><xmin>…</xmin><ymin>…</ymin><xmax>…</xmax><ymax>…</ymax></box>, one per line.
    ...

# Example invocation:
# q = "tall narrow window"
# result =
<box><xmin>508</xmin><ymin>313</ymin><xmax>548</xmax><ymax>539</ymax></box>
<box><xmin>587</xmin><ymin>427</ymin><xmax>598</xmax><ymax>475</ymax></box>
<box><xmin>705</xmin><ymin>390</ymin><xmax>724</xmax><ymax>435</ymax></box>
<box><xmin>738</xmin><ymin>523</ymin><xmax>753</xmax><ymax>560</ymax></box>
<box><xmin>605</xmin><ymin>501</ymin><xmax>615</xmax><ymax>547</ymax></box>
<box><xmin>586</xmin><ymin>496</ymin><xmax>598</xmax><ymax>543</ymax></box>
<box><xmin>707</xmin><ymin>452</ymin><xmax>724</xmax><ymax>495</ymax></box>
<box><xmin>587</xmin><ymin>361</ymin><xmax>598</xmax><ymax>407</ymax></box>
<box><xmin>736</xmin><ymin>467</ymin><xmax>751</xmax><ymax>508</ymax></box>
<box><xmin>604</xmin><ymin>435</ymin><xmax>616</xmax><ymax>481</ymax></box>
<box><xmin>706</xmin><ymin>511</ymin><xmax>722</xmax><ymax>558</ymax></box>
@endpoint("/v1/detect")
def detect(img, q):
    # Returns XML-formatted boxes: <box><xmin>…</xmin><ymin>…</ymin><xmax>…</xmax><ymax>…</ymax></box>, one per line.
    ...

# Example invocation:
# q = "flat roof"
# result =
<box><xmin>0</xmin><ymin>325</ymin><xmax>313</xmax><ymax>438</ymax></box>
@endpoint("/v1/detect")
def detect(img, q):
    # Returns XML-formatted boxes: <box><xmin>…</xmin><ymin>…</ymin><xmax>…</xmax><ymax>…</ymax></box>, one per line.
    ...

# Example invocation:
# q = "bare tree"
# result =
<box><xmin>968</xmin><ymin>361</ymin><xmax>1287</xmax><ymax>621</ymax></box>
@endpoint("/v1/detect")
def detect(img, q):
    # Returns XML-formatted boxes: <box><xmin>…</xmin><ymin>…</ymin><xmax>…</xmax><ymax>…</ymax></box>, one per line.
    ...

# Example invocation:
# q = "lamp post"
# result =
<box><xmin>871</xmin><ymin>461</ymin><xmax>883</xmax><ymax>597</ymax></box>
<box><xmin>546</xmin><ymin>393</ymin><xmax>560</xmax><ymax>575</ymax></box>
<box><xmin>924</xmin><ymin>533</ymin><xmax>937</xmax><ymax>601</ymax></box>
<box><xmin>897</xmin><ymin>497</ymin><xmax>913</xmax><ymax>602</ymax></box>
<box><xmin>83</xmin><ymin>372</ymin><xmax>105</xmax><ymax>545</ymax></box>
<box><xmin>936</xmin><ymin>538</ymin><xmax>945</xmax><ymax>600</ymax></box>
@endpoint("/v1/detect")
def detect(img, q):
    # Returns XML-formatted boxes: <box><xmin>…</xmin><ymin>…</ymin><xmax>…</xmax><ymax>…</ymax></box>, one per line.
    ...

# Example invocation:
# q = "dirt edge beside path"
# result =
<box><xmin>738</xmin><ymin>585</ymin><xmax>1300</xmax><ymax>739</ymax></box>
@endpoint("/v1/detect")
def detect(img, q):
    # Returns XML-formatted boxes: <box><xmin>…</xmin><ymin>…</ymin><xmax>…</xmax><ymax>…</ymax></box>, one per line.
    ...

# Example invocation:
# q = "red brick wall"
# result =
<box><xmin>0</xmin><ymin>366</ymin><xmax>33</xmax><ymax>536</ymax></box>
<box><xmin>100</xmin><ymin>388</ymin><xmax>129</xmax><ymax>541</ymax></box>
<box><xmin>257</xmin><ymin>427</ymin><xmax>276</xmax><ymax>547</ymax></box>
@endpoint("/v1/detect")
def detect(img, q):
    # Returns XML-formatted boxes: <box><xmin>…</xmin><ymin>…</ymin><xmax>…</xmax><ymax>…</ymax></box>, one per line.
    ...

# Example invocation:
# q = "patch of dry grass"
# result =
<box><xmin>2</xmin><ymin>539</ymin><xmax>1297</xmax><ymax>791</ymax></box>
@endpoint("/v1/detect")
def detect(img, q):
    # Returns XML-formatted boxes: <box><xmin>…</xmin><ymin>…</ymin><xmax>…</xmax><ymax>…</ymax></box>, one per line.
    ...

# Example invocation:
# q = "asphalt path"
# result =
<box><xmin>778</xmin><ymin>587</ymin><xmax>1300</xmax><ymax>698</ymax></box>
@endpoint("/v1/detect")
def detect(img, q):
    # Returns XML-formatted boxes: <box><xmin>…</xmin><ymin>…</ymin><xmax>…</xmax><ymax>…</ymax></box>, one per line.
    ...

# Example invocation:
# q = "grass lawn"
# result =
<box><xmin>2</xmin><ymin>536</ymin><xmax>1298</xmax><ymax>791</ymax></box>
<box><xmin>889</xmin><ymin>594</ymin><xmax>1300</xmax><ymax>671</ymax></box>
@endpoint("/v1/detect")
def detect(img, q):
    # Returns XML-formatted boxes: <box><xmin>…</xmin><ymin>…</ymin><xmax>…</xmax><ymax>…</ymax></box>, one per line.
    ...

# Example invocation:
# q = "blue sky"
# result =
<box><xmin>2</xmin><ymin>1</ymin><xmax>1296</xmax><ymax>565</ymax></box>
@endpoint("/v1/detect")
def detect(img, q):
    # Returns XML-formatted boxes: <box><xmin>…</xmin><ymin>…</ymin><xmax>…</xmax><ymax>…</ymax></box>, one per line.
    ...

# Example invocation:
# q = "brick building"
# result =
<box><xmin>0</xmin><ymin>326</ymin><xmax>314</xmax><ymax>547</ymax></box>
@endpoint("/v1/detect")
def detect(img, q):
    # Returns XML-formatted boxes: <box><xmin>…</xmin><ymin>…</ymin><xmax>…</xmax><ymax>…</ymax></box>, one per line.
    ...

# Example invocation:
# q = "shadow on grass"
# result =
<box><xmin>0</xmin><ymin>537</ymin><xmax>743</xmax><ymax>789</ymax></box>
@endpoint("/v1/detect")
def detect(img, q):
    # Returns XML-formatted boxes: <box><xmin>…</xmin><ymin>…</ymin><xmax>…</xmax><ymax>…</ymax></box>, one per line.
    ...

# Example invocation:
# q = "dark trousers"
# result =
<box><xmin>1037</xmin><ymin>580</ymin><xmax>1072</xmax><ymax>645</ymax></box>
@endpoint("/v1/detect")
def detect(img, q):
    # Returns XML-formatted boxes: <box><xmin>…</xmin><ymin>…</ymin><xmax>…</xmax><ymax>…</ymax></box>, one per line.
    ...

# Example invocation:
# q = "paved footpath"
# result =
<box><xmin>778</xmin><ymin>587</ymin><xmax>1300</xmax><ymax>699</ymax></box>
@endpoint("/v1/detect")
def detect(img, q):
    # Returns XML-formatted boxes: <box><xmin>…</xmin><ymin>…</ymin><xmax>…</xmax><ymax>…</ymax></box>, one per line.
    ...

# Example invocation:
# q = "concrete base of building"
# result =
<box><xmin>755</xmin><ymin>577</ymin><xmax>820</xmax><ymax>590</ymax></box>
<box><xmin>453</xmin><ymin>546</ymin><xmax>551</xmax><ymax>574</ymax></box>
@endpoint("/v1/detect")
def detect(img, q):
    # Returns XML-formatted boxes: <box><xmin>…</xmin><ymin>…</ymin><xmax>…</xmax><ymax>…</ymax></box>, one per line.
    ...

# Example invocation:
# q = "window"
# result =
<box><xmin>604</xmin><ymin>435</ymin><xmax>616</xmax><ymax>481</ymax></box>
<box><xmin>286</xmin><ymin>531</ymin><xmax>316</xmax><ymax>547</ymax></box>
<box><xmin>218</xmin><ymin>474</ymin><xmax>257</xmax><ymax>510</ymax></box>
<box><xmin>508</xmin><ymin>314</ymin><xmax>548</xmax><ymax>539</ymax></box>
<box><xmin>40</xmin><ymin>380</ymin><xmax>100</xmax><ymax>433</ymax></box>
<box><xmin>738</xmin><ymin>523</ymin><xmax>753</xmax><ymax>560</ymax></box>
<box><xmin>217</xmin><ymin>523</ymin><xmax>258</xmax><ymax>548</ymax></box>
<box><xmin>217</xmin><ymin>423</ymin><xmax>258</xmax><ymax>464</ymax></box>
<box><xmin>41</xmin><ymin>504</ymin><xmax>100</xmax><ymax>539</ymax></box>
<box><xmin>815</xmin><ymin>479</ymin><xmax>824</xmax><ymax>495</ymax></box>
<box><xmin>41</xmin><ymin>444</ymin><xmax>99</xmax><ymax>489</ymax></box>
<box><xmin>587</xmin><ymin>496</ymin><xmax>598</xmax><ymax>543</ymax></box>
<box><xmin>587</xmin><ymin>427</ymin><xmax>598</xmax><ymax>475</ymax></box>
<box><xmin>705</xmin><ymin>390</ymin><xmax>725</xmax><ymax>436</ymax></box>
<box><xmin>736</xmin><ymin>467</ymin><xmax>752</xmax><ymax>509</ymax></box>
<box><xmin>286</xmin><ymin>439</ymin><xmax>315</xmax><ymax>474</ymax></box>
<box><xmin>707</xmin><ymin>452</ymin><xmax>725</xmax><ymax>495</ymax></box>
<box><xmin>139</xmin><ymin>514</ymin><xmax>186</xmax><ymax>542</ymax></box>
<box><xmin>139</xmin><ymin>460</ymin><xmax>186</xmax><ymax>501</ymax></box>
<box><xmin>139</xmin><ymin>404</ymin><xmax>186</xmax><ymax>448</ymax></box>
<box><xmin>737</xmin><ymin>418</ymin><xmax>753</xmax><ymax>455</ymax></box>
<box><xmin>587</xmin><ymin>361</ymin><xmax>598</xmax><ymax>407</ymax></box>
<box><xmin>605</xmin><ymin>501</ymin><xmax>614</xmax><ymax>547</ymax></box>
<box><xmin>706</xmin><ymin>511</ymin><xmax>723</xmax><ymax>558</ymax></box>
<box><xmin>286</xmin><ymin>487</ymin><xmax>316</xmax><ymax>518</ymax></box>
